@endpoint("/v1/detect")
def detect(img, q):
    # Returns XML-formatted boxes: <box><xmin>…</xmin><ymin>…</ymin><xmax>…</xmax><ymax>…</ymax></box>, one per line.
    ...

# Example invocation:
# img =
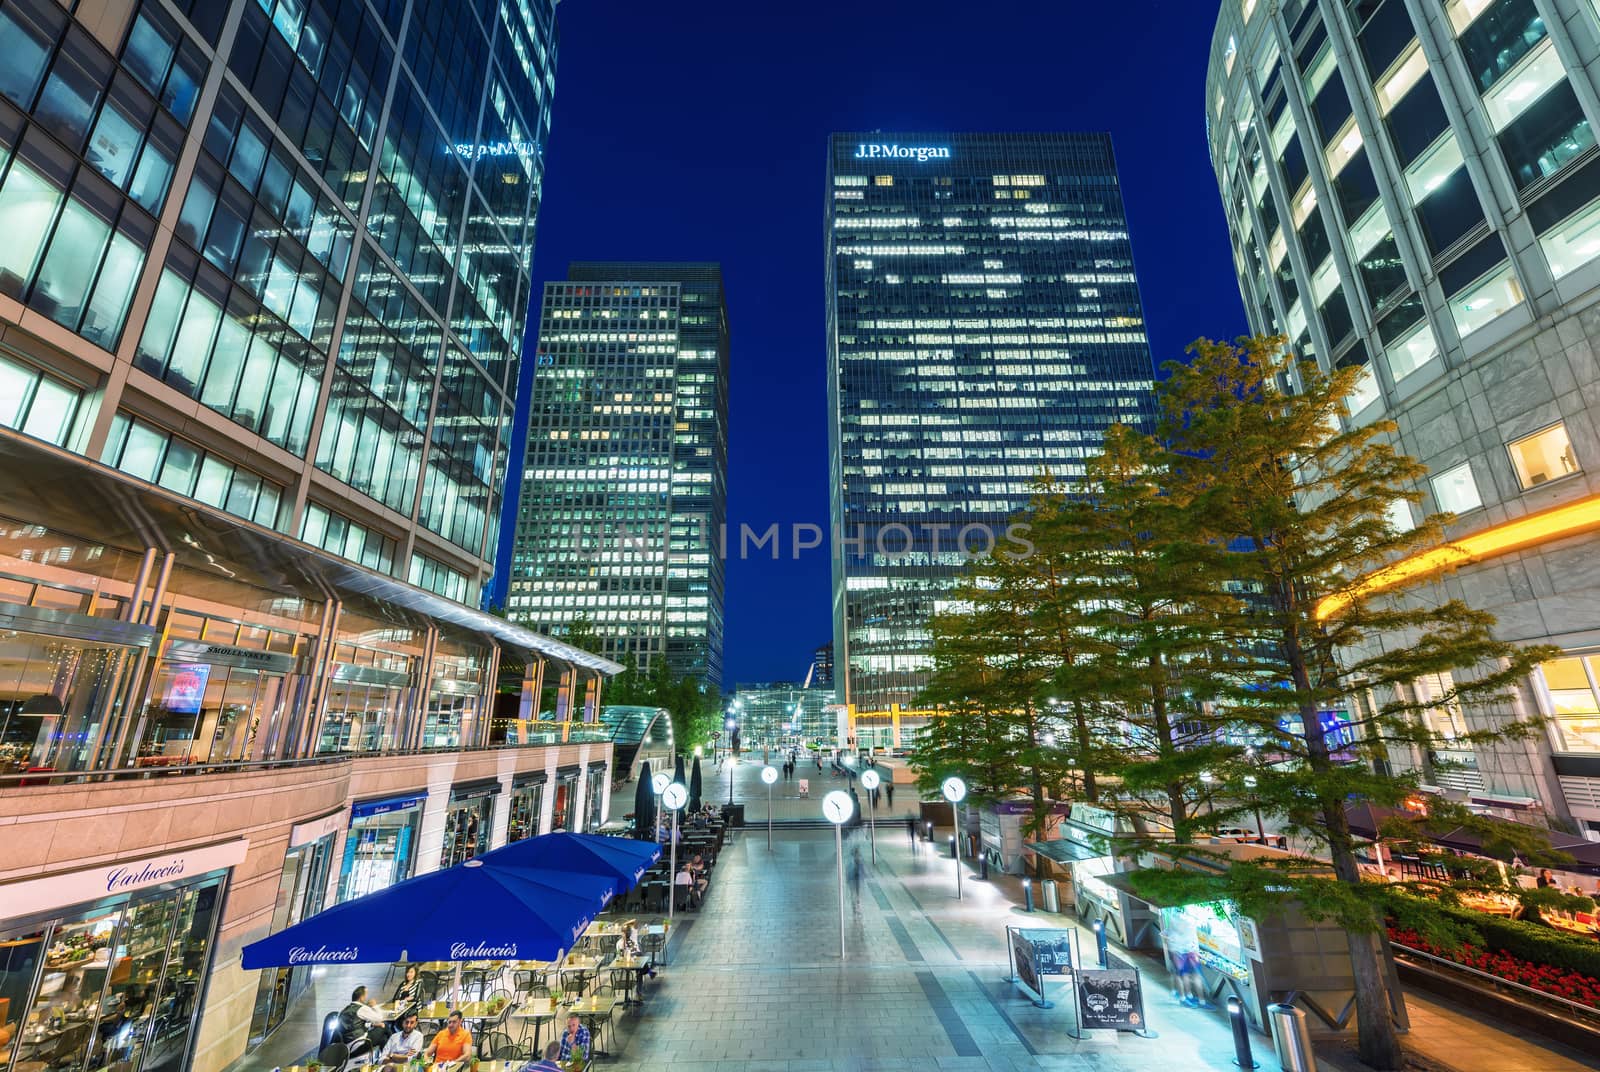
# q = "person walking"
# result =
<box><xmin>886</xmin><ymin>782</ymin><xmax>895</xmax><ymax>810</ymax></box>
<box><xmin>905</xmin><ymin>815</ymin><xmax>917</xmax><ymax>846</ymax></box>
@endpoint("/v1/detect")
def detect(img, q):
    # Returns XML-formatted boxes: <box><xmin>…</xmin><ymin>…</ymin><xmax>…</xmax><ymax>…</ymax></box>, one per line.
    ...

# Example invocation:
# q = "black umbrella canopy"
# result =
<box><xmin>689</xmin><ymin>756</ymin><xmax>703</xmax><ymax>813</ymax></box>
<box><xmin>633</xmin><ymin>761</ymin><xmax>655</xmax><ymax>840</ymax></box>
<box><xmin>674</xmin><ymin>753</ymin><xmax>685</xmax><ymax>788</ymax></box>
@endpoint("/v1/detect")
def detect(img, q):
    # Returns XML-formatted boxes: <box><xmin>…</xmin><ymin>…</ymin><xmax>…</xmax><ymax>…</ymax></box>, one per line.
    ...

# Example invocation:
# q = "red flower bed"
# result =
<box><xmin>1387</xmin><ymin>925</ymin><xmax>1600</xmax><ymax>1009</ymax></box>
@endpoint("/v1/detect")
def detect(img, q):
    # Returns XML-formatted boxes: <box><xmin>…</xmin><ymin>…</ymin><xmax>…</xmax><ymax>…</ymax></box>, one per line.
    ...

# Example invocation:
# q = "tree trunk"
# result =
<box><xmin>1148</xmin><ymin>650</ymin><xmax>1189</xmax><ymax>841</ymax></box>
<box><xmin>1073</xmin><ymin>700</ymin><xmax>1099</xmax><ymax>801</ymax></box>
<box><xmin>1279</xmin><ymin>580</ymin><xmax>1405</xmax><ymax>1070</ymax></box>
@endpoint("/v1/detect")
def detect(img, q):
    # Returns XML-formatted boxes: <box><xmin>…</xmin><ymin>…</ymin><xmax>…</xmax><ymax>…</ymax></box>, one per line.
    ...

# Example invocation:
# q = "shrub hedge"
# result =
<box><xmin>1394</xmin><ymin>897</ymin><xmax>1600</xmax><ymax>980</ymax></box>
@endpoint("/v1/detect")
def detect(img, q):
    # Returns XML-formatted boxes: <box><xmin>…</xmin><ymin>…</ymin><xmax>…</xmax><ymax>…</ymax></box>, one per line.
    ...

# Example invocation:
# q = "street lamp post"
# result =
<box><xmin>725</xmin><ymin>717</ymin><xmax>738</xmax><ymax>806</ymax></box>
<box><xmin>651</xmin><ymin>771</ymin><xmax>671</xmax><ymax>843</ymax></box>
<box><xmin>761</xmin><ymin>765</ymin><xmax>778</xmax><ymax>850</ymax></box>
<box><xmin>823</xmin><ymin>790</ymin><xmax>854</xmax><ymax>960</ymax></box>
<box><xmin>662</xmin><ymin>782</ymin><xmax>688</xmax><ymax>960</ymax></box>
<box><xmin>859</xmin><ymin>768</ymin><xmax>880</xmax><ymax>863</ymax></box>
<box><xmin>942</xmin><ymin>776</ymin><xmax>967</xmax><ymax>900</ymax></box>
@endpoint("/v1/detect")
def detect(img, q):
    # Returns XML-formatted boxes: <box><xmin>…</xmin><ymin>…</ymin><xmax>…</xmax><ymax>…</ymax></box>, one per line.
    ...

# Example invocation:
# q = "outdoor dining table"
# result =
<box><xmin>510</xmin><ymin>997</ymin><xmax>559</xmax><ymax>1054</ymax></box>
<box><xmin>415</xmin><ymin>999</ymin><xmax>508</xmax><ymax>1026</ymax></box>
<box><xmin>565</xmin><ymin>993</ymin><xmax>619</xmax><ymax>1057</ymax></box>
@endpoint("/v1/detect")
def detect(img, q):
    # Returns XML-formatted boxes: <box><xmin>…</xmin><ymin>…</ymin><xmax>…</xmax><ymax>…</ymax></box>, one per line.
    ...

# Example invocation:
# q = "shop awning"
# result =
<box><xmin>0</xmin><ymin>429</ymin><xmax>622</xmax><ymax>675</ymax></box>
<box><xmin>1023</xmin><ymin>839</ymin><xmax>1107</xmax><ymax>865</ymax></box>
<box><xmin>480</xmin><ymin>832</ymin><xmax>661</xmax><ymax>892</ymax></box>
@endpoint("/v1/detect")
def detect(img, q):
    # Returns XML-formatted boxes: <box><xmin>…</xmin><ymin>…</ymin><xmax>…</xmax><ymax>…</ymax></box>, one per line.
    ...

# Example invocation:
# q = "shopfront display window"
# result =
<box><xmin>0</xmin><ymin>875</ymin><xmax>223</xmax><ymax>1072</ymax></box>
<box><xmin>137</xmin><ymin>663</ymin><xmax>285</xmax><ymax>766</ymax></box>
<box><xmin>0</xmin><ymin>631</ymin><xmax>135</xmax><ymax>775</ymax></box>
<box><xmin>507</xmin><ymin>780</ymin><xmax>544</xmax><ymax>843</ymax></box>
<box><xmin>318</xmin><ymin>680</ymin><xmax>407</xmax><ymax>754</ymax></box>
<box><xmin>1160</xmin><ymin>901</ymin><xmax>1251</xmax><ymax>982</ymax></box>
<box><xmin>338</xmin><ymin>796</ymin><xmax>423</xmax><ymax>902</ymax></box>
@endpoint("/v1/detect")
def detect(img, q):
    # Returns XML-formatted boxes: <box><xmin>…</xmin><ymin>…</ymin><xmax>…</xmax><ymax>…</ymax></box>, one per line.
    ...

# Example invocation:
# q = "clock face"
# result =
<box><xmin>761</xmin><ymin>766</ymin><xmax>778</xmax><ymax>784</ymax></box>
<box><xmin>663</xmin><ymin>783</ymin><xmax>687</xmax><ymax>810</ymax></box>
<box><xmin>652</xmin><ymin>773</ymin><xmax>671</xmax><ymax>793</ymax></box>
<box><xmin>941</xmin><ymin>777</ymin><xmax>967</xmax><ymax>803</ymax></box>
<box><xmin>859</xmin><ymin>770</ymin><xmax>880</xmax><ymax>791</ymax></box>
<box><xmin>823</xmin><ymin>790</ymin><xmax>853</xmax><ymax>824</ymax></box>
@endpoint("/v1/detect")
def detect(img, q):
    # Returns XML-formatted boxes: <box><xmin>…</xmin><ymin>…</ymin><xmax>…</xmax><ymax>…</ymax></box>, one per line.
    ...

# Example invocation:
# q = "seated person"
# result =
<box><xmin>557</xmin><ymin>1013</ymin><xmax>591</xmax><ymax>1065</ymax></box>
<box><xmin>380</xmin><ymin>1014</ymin><xmax>424</xmax><ymax>1065</ymax></box>
<box><xmin>615</xmin><ymin>921</ymin><xmax>642</xmax><ymax>958</ymax></box>
<box><xmin>673</xmin><ymin>864</ymin><xmax>698</xmax><ymax>905</ymax></box>
<box><xmin>339</xmin><ymin>986</ymin><xmax>389</xmax><ymax>1048</ymax></box>
<box><xmin>520</xmin><ymin>1040</ymin><xmax>565</xmax><ymax>1071</ymax></box>
<box><xmin>391</xmin><ymin>965</ymin><xmax>423</xmax><ymax>1007</ymax></box>
<box><xmin>424</xmin><ymin>1010</ymin><xmax>473</xmax><ymax>1064</ymax></box>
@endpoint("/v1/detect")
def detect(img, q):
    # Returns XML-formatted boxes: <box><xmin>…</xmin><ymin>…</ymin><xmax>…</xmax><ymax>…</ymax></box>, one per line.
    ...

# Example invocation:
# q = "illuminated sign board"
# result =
<box><xmin>447</xmin><ymin>141</ymin><xmax>540</xmax><ymax>159</ymax></box>
<box><xmin>853</xmin><ymin>143</ymin><xmax>951</xmax><ymax>161</ymax></box>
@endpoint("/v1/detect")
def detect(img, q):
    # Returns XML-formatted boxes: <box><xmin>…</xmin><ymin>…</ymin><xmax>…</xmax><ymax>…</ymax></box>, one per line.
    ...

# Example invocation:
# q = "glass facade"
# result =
<box><xmin>825</xmin><ymin>132</ymin><xmax>1158</xmax><ymax>710</ymax></box>
<box><xmin>0</xmin><ymin>0</ymin><xmax>562</xmax><ymax>609</ymax></box>
<box><xmin>508</xmin><ymin>264</ymin><xmax>730</xmax><ymax>683</ymax></box>
<box><xmin>0</xmin><ymin>873</ymin><xmax>225</xmax><ymax>1072</ymax></box>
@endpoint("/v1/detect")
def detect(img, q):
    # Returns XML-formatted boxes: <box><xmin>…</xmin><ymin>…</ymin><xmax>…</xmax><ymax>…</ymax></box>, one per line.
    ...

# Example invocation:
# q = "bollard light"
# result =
<box><xmin>1093</xmin><ymin>918</ymin><xmax>1108</xmax><ymax>968</ymax></box>
<box><xmin>1228</xmin><ymin>996</ymin><xmax>1258</xmax><ymax>1069</ymax></box>
<box><xmin>1023</xmin><ymin>876</ymin><xmax>1034</xmax><ymax>912</ymax></box>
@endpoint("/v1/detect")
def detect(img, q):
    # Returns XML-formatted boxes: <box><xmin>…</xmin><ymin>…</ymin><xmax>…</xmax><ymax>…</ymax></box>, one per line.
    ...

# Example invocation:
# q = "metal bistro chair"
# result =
<box><xmin>512</xmin><ymin>970</ymin><xmax>541</xmax><ymax>997</ymax></box>
<box><xmin>585</xmin><ymin>986</ymin><xmax>617</xmax><ymax>1056</ymax></box>
<box><xmin>609</xmin><ymin>967</ymin><xmax>638</xmax><ymax>1008</ymax></box>
<box><xmin>418</xmin><ymin>970</ymin><xmax>444</xmax><ymax>1003</ymax></box>
<box><xmin>480</xmin><ymin>1029</ymin><xmax>526</xmax><ymax>1062</ymax></box>
<box><xmin>459</xmin><ymin>969</ymin><xmax>491</xmax><ymax>1002</ymax></box>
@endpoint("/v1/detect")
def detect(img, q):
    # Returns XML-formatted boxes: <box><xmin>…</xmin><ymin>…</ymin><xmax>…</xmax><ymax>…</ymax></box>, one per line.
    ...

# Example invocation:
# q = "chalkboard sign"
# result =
<box><xmin>1019</xmin><ymin>929</ymin><xmax>1073</xmax><ymax>974</ymax></box>
<box><xmin>1076</xmin><ymin>967</ymin><xmax>1146</xmax><ymax>1032</ymax></box>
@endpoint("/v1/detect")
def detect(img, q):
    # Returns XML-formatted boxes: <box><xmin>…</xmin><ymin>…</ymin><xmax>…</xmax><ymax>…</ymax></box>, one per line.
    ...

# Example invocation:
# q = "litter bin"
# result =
<box><xmin>1041</xmin><ymin>879</ymin><xmax>1060</xmax><ymax>913</ymax></box>
<box><xmin>1268</xmin><ymin>1002</ymin><xmax>1316</xmax><ymax>1072</ymax></box>
<box><xmin>979</xmin><ymin>853</ymin><xmax>989</xmax><ymax>879</ymax></box>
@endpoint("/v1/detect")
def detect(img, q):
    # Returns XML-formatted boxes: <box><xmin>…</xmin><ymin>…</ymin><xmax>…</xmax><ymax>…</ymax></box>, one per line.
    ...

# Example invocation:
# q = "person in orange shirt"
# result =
<box><xmin>424</xmin><ymin>1010</ymin><xmax>473</xmax><ymax>1064</ymax></box>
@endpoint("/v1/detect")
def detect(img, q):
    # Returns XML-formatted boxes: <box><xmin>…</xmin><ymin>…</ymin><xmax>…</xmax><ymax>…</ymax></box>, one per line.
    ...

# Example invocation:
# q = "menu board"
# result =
<box><xmin>1076</xmin><ymin>967</ymin><xmax>1146</xmax><ymax>1031</ymax></box>
<box><xmin>1010</xmin><ymin>927</ymin><xmax>1075</xmax><ymax>1004</ymax></box>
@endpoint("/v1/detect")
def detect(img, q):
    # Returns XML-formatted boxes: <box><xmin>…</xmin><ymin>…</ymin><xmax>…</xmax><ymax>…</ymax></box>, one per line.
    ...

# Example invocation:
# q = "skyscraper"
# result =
<box><xmin>510</xmin><ymin>262</ymin><xmax>730</xmax><ymax>684</ymax></box>
<box><xmin>826</xmin><ymin>132</ymin><xmax>1158</xmax><ymax>714</ymax></box>
<box><xmin>1207</xmin><ymin>0</ymin><xmax>1600</xmax><ymax>835</ymax></box>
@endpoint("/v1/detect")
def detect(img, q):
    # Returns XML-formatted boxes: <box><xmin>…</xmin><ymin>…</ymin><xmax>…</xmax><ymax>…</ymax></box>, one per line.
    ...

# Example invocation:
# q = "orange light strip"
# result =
<box><xmin>1317</xmin><ymin>492</ymin><xmax>1600</xmax><ymax>621</ymax></box>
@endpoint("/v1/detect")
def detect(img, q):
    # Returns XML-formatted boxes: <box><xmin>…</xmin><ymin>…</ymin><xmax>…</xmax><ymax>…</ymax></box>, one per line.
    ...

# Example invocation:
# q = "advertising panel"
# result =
<box><xmin>1076</xmin><ymin>967</ymin><xmax>1146</xmax><ymax>1031</ymax></box>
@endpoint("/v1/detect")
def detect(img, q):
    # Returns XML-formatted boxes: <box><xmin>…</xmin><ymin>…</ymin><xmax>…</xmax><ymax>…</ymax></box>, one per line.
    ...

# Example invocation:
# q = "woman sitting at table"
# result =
<box><xmin>615</xmin><ymin>922</ymin><xmax>641</xmax><ymax>958</ymax></box>
<box><xmin>391</xmin><ymin>965</ymin><xmax>422</xmax><ymax>1007</ymax></box>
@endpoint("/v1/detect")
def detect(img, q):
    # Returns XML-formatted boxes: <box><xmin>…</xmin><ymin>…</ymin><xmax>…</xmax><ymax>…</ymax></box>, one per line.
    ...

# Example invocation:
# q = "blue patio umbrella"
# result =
<box><xmin>479</xmin><ymin>832</ymin><xmax>660</xmax><ymax>892</ymax></box>
<box><xmin>240</xmin><ymin>858</ymin><xmax>617</xmax><ymax>970</ymax></box>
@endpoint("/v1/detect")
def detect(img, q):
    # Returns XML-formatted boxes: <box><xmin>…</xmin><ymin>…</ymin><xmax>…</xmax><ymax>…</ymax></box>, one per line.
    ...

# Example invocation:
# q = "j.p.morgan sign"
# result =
<box><xmin>853</xmin><ymin>143</ymin><xmax>950</xmax><ymax>161</ymax></box>
<box><xmin>7</xmin><ymin>839</ymin><xmax>249</xmax><ymax>918</ymax></box>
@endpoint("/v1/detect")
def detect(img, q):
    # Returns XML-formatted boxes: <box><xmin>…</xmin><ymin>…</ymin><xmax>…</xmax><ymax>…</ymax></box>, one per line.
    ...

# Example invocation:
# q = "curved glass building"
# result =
<box><xmin>1207</xmin><ymin>0</ymin><xmax>1600</xmax><ymax>835</ymax></box>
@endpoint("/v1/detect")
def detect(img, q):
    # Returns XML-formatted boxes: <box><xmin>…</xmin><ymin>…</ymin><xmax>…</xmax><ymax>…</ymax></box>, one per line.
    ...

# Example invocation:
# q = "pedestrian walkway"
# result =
<box><xmin>608</xmin><ymin>826</ymin><xmax>1276</xmax><ymax>1071</ymax></box>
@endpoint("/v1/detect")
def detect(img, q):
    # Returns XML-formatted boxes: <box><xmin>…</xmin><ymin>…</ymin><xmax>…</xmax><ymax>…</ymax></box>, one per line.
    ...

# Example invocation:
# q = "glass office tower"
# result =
<box><xmin>510</xmin><ymin>263</ymin><xmax>730</xmax><ymax>685</ymax></box>
<box><xmin>826</xmin><ymin>132</ymin><xmax>1158</xmax><ymax>712</ymax></box>
<box><xmin>1206</xmin><ymin>0</ymin><xmax>1600</xmax><ymax>834</ymax></box>
<box><xmin>0</xmin><ymin>0</ymin><xmax>619</xmax><ymax>784</ymax></box>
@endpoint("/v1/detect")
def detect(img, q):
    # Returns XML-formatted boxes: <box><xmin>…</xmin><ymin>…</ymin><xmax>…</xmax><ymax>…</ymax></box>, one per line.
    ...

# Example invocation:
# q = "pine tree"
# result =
<box><xmin>1145</xmin><ymin>336</ymin><xmax>1557</xmax><ymax>1070</ymax></box>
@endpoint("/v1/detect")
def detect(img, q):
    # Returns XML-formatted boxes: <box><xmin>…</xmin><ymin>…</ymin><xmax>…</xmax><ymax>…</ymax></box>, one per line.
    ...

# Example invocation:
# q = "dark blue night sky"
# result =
<box><xmin>493</xmin><ymin>0</ymin><xmax>1249</xmax><ymax>689</ymax></box>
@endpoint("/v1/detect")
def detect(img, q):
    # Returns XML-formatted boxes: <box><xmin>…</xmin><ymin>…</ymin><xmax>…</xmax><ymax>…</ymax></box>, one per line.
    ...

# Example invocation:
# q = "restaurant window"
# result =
<box><xmin>551</xmin><ymin>773</ymin><xmax>579</xmax><ymax>833</ymax></box>
<box><xmin>442</xmin><ymin>784</ymin><xmax>497</xmax><ymax>868</ymax></box>
<box><xmin>1507</xmin><ymin>422</ymin><xmax>1579</xmax><ymax>489</ymax></box>
<box><xmin>1534</xmin><ymin>654</ymin><xmax>1600</xmax><ymax>753</ymax></box>
<box><xmin>0</xmin><ymin>875</ymin><xmax>224</xmax><ymax>1072</ymax></box>
<box><xmin>1430</xmin><ymin>461</ymin><xmax>1483</xmax><ymax>514</ymax></box>
<box><xmin>338</xmin><ymin>795</ymin><xmax>424</xmax><ymax>901</ymax></box>
<box><xmin>507</xmin><ymin>779</ymin><xmax>545</xmax><ymax>842</ymax></box>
